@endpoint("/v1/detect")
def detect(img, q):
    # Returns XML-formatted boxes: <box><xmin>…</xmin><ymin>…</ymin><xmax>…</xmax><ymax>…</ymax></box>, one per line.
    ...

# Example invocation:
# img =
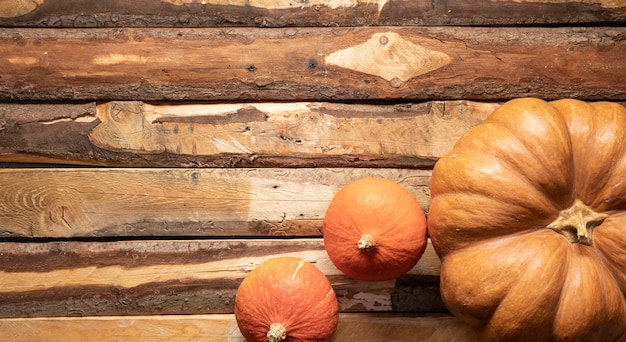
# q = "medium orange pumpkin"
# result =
<box><xmin>323</xmin><ymin>177</ymin><xmax>428</xmax><ymax>281</ymax></box>
<box><xmin>428</xmin><ymin>98</ymin><xmax>626</xmax><ymax>341</ymax></box>
<box><xmin>234</xmin><ymin>257</ymin><xmax>338</xmax><ymax>342</ymax></box>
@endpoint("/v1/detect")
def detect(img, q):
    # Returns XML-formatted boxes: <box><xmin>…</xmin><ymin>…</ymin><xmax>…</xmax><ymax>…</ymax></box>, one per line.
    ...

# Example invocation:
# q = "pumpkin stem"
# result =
<box><xmin>267</xmin><ymin>323</ymin><xmax>287</xmax><ymax>342</ymax></box>
<box><xmin>357</xmin><ymin>233</ymin><xmax>376</xmax><ymax>251</ymax></box>
<box><xmin>547</xmin><ymin>199</ymin><xmax>607</xmax><ymax>246</ymax></box>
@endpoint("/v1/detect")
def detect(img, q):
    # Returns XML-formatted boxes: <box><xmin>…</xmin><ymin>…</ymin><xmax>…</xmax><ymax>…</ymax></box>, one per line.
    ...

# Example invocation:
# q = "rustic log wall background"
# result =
<box><xmin>1</xmin><ymin>0</ymin><xmax>626</xmax><ymax>340</ymax></box>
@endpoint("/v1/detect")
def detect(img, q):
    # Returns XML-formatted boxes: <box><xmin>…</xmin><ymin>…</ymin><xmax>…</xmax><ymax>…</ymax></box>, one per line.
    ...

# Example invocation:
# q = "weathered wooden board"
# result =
<box><xmin>0</xmin><ymin>238</ymin><xmax>443</xmax><ymax>318</ymax></box>
<box><xmin>1</xmin><ymin>0</ymin><xmax>625</xmax><ymax>27</ymax></box>
<box><xmin>0</xmin><ymin>168</ymin><xmax>431</xmax><ymax>238</ymax></box>
<box><xmin>0</xmin><ymin>100</ymin><xmax>498</xmax><ymax>167</ymax></box>
<box><xmin>0</xmin><ymin>313</ymin><xmax>485</xmax><ymax>342</ymax></box>
<box><xmin>2</xmin><ymin>27</ymin><xmax>625</xmax><ymax>101</ymax></box>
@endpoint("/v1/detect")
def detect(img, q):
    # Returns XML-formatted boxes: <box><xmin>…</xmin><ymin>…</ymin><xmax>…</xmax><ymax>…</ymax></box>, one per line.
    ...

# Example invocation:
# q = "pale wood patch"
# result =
<box><xmin>0</xmin><ymin>314</ymin><xmax>486</xmax><ymax>341</ymax></box>
<box><xmin>0</xmin><ymin>168</ymin><xmax>432</xmax><ymax>238</ymax></box>
<box><xmin>0</xmin><ymin>0</ymin><xmax>43</xmax><ymax>18</ymax></box>
<box><xmin>325</xmin><ymin>32</ymin><xmax>451</xmax><ymax>82</ymax></box>
<box><xmin>88</xmin><ymin>100</ymin><xmax>495</xmax><ymax>159</ymax></box>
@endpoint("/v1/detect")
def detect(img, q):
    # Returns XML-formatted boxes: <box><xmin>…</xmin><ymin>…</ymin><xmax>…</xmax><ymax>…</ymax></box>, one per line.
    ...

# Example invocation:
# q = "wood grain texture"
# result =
<box><xmin>0</xmin><ymin>0</ymin><xmax>623</xmax><ymax>339</ymax></box>
<box><xmin>0</xmin><ymin>168</ymin><xmax>431</xmax><ymax>238</ymax></box>
<box><xmin>1</xmin><ymin>27</ymin><xmax>625</xmax><ymax>101</ymax></box>
<box><xmin>0</xmin><ymin>313</ymin><xmax>486</xmax><ymax>342</ymax></box>
<box><xmin>0</xmin><ymin>0</ymin><xmax>625</xmax><ymax>27</ymax></box>
<box><xmin>0</xmin><ymin>100</ymin><xmax>497</xmax><ymax>167</ymax></box>
<box><xmin>0</xmin><ymin>239</ymin><xmax>443</xmax><ymax>318</ymax></box>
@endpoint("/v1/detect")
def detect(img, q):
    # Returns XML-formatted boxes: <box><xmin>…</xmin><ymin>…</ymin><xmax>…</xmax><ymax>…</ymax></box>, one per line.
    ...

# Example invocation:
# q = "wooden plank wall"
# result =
<box><xmin>1</xmin><ymin>0</ymin><xmax>626</xmax><ymax>340</ymax></box>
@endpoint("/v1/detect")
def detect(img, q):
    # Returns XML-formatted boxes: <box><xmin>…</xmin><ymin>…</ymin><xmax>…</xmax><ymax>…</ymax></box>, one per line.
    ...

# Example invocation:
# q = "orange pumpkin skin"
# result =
<box><xmin>323</xmin><ymin>177</ymin><xmax>428</xmax><ymax>281</ymax></box>
<box><xmin>234</xmin><ymin>257</ymin><xmax>338</xmax><ymax>342</ymax></box>
<box><xmin>428</xmin><ymin>98</ymin><xmax>626</xmax><ymax>341</ymax></box>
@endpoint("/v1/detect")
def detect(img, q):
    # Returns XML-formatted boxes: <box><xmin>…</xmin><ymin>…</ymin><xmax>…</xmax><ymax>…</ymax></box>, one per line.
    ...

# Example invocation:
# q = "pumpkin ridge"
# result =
<box><xmin>441</xmin><ymin>231</ymin><xmax>568</xmax><ymax>332</ymax></box>
<box><xmin>587</xmin><ymin>157</ymin><xmax>626</xmax><ymax>211</ymax></box>
<box><xmin>590</xmin><ymin>214</ymin><xmax>626</xmax><ymax>293</ymax></box>
<box><xmin>579</xmin><ymin>149</ymin><xmax>626</xmax><ymax>213</ymax></box>
<box><xmin>476</xmin><ymin>232</ymin><xmax>569</xmax><ymax>340</ymax></box>
<box><xmin>553</xmin><ymin>100</ymin><xmax>626</xmax><ymax>208</ymax></box>
<box><xmin>429</xmin><ymin>191</ymin><xmax>557</xmax><ymax>252</ymax></box>
<box><xmin>482</xmin><ymin>119</ymin><xmax>575</xmax><ymax>210</ymax></box>
<box><xmin>481</xmin><ymin>99</ymin><xmax>576</xmax><ymax>208</ymax></box>
<box><xmin>553</xmin><ymin>246</ymin><xmax>626</xmax><ymax>341</ymax></box>
<box><xmin>431</xmin><ymin>145</ymin><xmax>565</xmax><ymax>221</ymax></box>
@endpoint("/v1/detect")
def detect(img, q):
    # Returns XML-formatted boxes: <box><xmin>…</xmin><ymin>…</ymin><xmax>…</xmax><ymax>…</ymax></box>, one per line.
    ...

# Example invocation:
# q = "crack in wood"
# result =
<box><xmin>159</xmin><ymin>0</ymin><xmax>389</xmax><ymax>11</ymax></box>
<box><xmin>39</xmin><ymin>113</ymin><xmax>97</xmax><ymax>125</ymax></box>
<box><xmin>490</xmin><ymin>0</ymin><xmax>625</xmax><ymax>9</ymax></box>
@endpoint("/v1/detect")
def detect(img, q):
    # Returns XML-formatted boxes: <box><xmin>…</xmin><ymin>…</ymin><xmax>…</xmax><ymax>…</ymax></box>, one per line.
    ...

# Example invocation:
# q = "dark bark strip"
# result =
<box><xmin>0</xmin><ymin>0</ymin><xmax>624</xmax><ymax>27</ymax></box>
<box><xmin>0</xmin><ymin>239</ymin><xmax>443</xmax><ymax>317</ymax></box>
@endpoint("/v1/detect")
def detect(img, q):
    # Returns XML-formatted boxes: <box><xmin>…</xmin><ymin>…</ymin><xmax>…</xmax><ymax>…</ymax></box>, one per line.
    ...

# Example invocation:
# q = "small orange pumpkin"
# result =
<box><xmin>323</xmin><ymin>177</ymin><xmax>428</xmax><ymax>281</ymax></box>
<box><xmin>234</xmin><ymin>257</ymin><xmax>338</xmax><ymax>342</ymax></box>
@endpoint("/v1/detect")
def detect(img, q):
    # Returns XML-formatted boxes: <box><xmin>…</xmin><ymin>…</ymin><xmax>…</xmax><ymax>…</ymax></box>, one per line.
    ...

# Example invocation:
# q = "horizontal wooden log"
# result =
<box><xmin>1</xmin><ymin>27</ymin><xmax>625</xmax><ymax>101</ymax></box>
<box><xmin>0</xmin><ymin>313</ymin><xmax>484</xmax><ymax>341</ymax></box>
<box><xmin>0</xmin><ymin>238</ymin><xmax>443</xmax><ymax>318</ymax></box>
<box><xmin>0</xmin><ymin>168</ymin><xmax>431</xmax><ymax>238</ymax></box>
<box><xmin>0</xmin><ymin>0</ymin><xmax>624</xmax><ymax>27</ymax></box>
<box><xmin>0</xmin><ymin>100</ymin><xmax>498</xmax><ymax>167</ymax></box>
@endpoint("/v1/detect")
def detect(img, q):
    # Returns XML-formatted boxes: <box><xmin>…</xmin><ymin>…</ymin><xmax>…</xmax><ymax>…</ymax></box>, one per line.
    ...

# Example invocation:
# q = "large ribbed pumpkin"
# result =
<box><xmin>234</xmin><ymin>257</ymin><xmax>338</xmax><ymax>342</ymax></box>
<box><xmin>323</xmin><ymin>177</ymin><xmax>428</xmax><ymax>281</ymax></box>
<box><xmin>428</xmin><ymin>98</ymin><xmax>626</xmax><ymax>341</ymax></box>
